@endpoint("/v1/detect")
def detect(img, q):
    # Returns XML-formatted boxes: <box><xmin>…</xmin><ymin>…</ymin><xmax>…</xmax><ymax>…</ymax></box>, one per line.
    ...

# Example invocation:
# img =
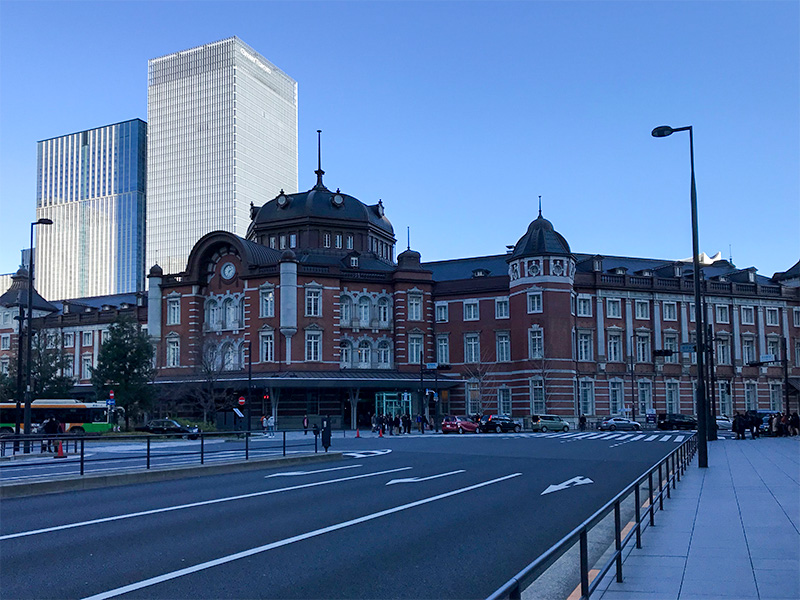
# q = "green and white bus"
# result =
<box><xmin>0</xmin><ymin>399</ymin><xmax>117</xmax><ymax>435</ymax></box>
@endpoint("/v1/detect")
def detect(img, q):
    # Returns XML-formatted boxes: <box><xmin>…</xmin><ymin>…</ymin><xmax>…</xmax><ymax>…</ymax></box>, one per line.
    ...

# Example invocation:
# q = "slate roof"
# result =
<box><xmin>0</xmin><ymin>268</ymin><xmax>58</xmax><ymax>313</ymax></box>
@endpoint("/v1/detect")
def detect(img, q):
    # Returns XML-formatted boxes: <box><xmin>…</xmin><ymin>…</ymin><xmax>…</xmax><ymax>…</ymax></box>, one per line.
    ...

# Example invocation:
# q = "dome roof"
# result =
<box><xmin>252</xmin><ymin>179</ymin><xmax>393</xmax><ymax>236</ymax></box>
<box><xmin>509</xmin><ymin>212</ymin><xmax>571</xmax><ymax>260</ymax></box>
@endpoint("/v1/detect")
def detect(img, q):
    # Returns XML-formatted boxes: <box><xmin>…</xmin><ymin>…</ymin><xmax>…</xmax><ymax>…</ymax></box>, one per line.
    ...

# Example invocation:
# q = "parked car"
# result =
<box><xmin>478</xmin><ymin>415</ymin><xmax>522</xmax><ymax>433</ymax></box>
<box><xmin>531</xmin><ymin>414</ymin><xmax>569</xmax><ymax>432</ymax></box>
<box><xmin>657</xmin><ymin>413</ymin><xmax>697</xmax><ymax>431</ymax></box>
<box><xmin>599</xmin><ymin>417</ymin><xmax>642</xmax><ymax>431</ymax></box>
<box><xmin>135</xmin><ymin>419</ymin><xmax>200</xmax><ymax>439</ymax></box>
<box><xmin>441</xmin><ymin>415</ymin><xmax>479</xmax><ymax>434</ymax></box>
<box><xmin>715</xmin><ymin>416</ymin><xmax>732</xmax><ymax>431</ymax></box>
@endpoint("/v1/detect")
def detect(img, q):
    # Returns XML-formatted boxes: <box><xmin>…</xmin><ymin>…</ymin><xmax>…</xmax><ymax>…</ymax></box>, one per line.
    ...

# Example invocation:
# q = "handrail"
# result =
<box><xmin>487</xmin><ymin>435</ymin><xmax>697</xmax><ymax>600</ymax></box>
<box><xmin>0</xmin><ymin>430</ymin><xmax>321</xmax><ymax>477</ymax></box>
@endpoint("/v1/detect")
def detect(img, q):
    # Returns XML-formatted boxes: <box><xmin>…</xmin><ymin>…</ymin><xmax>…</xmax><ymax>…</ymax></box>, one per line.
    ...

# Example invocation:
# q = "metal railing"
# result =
<box><xmin>0</xmin><ymin>430</ymin><xmax>321</xmax><ymax>477</ymax></box>
<box><xmin>488</xmin><ymin>435</ymin><xmax>697</xmax><ymax>600</ymax></box>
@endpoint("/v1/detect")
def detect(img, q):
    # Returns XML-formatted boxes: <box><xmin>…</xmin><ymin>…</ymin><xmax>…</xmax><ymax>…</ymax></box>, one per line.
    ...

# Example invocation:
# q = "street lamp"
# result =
<box><xmin>652</xmin><ymin>125</ymin><xmax>708</xmax><ymax>468</ymax></box>
<box><xmin>23</xmin><ymin>218</ymin><xmax>53</xmax><ymax>450</ymax></box>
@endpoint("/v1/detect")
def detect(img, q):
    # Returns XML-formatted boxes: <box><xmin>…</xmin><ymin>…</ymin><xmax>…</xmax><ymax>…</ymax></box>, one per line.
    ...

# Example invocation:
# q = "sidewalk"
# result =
<box><xmin>595</xmin><ymin>436</ymin><xmax>800</xmax><ymax>599</ymax></box>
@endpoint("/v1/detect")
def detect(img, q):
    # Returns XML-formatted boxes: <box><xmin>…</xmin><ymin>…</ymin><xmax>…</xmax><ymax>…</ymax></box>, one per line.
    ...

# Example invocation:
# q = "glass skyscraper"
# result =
<box><xmin>147</xmin><ymin>37</ymin><xmax>298</xmax><ymax>275</ymax></box>
<box><xmin>36</xmin><ymin>119</ymin><xmax>147</xmax><ymax>301</ymax></box>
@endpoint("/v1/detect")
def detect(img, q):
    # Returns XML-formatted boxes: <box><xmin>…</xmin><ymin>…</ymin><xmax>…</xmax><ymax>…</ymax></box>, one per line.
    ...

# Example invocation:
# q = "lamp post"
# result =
<box><xmin>23</xmin><ymin>218</ymin><xmax>53</xmax><ymax>451</ymax></box>
<box><xmin>652</xmin><ymin>125</ymin><xmax>708</xmax><ymax>467</ymax></box>
<box><xmin>629</xmin><ymin>336</ymin><xmax>637</xmax><ymax>422</ymax></box>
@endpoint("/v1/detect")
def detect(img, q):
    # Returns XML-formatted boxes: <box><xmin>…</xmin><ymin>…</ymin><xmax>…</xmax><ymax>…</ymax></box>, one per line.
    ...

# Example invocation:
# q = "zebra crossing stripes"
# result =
<box><xmin>512</xmin><ymin>431</ymin><xmax>690</xmax><ymax>443</ymax></box>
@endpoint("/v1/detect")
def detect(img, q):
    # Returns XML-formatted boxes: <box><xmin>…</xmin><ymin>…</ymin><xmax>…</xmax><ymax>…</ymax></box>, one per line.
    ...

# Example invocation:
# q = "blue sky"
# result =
<box><xmin>1</xmin><ymin>1</ymin><xmax>797</xmax><ymax>280</ymax></box>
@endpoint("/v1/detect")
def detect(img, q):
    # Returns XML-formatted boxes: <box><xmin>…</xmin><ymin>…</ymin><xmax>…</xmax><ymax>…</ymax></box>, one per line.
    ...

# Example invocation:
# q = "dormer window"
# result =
<box><xmin>611</xmin><ymin>267</ymin><xmax>627</xmax><ymax>275</ymax></box>
<box><xmin>748</xmin><ymin>271</ymin><xmax>755</xmax><ymax>283</ymax></box>
<box><xmin>350</xmin><ymin>256</ymin><xmax>359</xmax><ymax>268</ymax></box>
<box><xmin>472</xmin><ymin>268</ymin><xmax>489</xmax><ymax>278</ymax></box>
<box><xmin>593</xmin><ymin>258</ymin><xmax>602</xmax><ymax>272</ymax></box>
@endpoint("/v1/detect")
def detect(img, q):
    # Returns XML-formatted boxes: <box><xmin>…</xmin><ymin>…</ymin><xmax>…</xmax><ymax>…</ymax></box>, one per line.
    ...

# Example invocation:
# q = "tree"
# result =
<box><xmin>191</xmin><ymin>340</ymin><xmax>229</xmax><ymax>425</ymax></box>
<box><xmin>91</xmin><ymin>316</ymin><xmax>154</xmax><ymax>429</ymax></box>
<box><xmin>462</xmin><ymin>346</ymin><xmax>503</xmax><ymax>417</ymax></box>
<box><xmin>0</xmin><ymin>330</ymin><xmax>72</xmax><ymax>401</ymax></box>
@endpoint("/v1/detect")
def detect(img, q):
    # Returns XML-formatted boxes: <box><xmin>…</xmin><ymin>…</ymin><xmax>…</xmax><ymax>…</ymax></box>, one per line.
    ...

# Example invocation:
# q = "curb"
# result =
<box><xmin>0</xmin><ymin>452</ymin><xmax>344</xmax><ymax>499</ymax></box>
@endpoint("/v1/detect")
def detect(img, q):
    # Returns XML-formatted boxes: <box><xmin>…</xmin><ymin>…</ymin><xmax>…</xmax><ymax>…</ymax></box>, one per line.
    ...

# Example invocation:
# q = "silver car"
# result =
<box><xmin>599</xmin><ymin>417</ymin><xmax>642</xmax><ymax>431</ymax></box>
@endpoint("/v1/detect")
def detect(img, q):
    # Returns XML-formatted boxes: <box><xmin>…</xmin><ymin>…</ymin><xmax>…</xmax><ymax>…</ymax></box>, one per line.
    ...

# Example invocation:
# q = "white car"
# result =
<box><xmin>599</xmin><ymin>417</ymin><xmax>642</xmax><ymax>431</ymax></box>
<box><xmin>716</xmin><ymin>416</ymin><xmax>732</xmax><ymax>431</ymax></box>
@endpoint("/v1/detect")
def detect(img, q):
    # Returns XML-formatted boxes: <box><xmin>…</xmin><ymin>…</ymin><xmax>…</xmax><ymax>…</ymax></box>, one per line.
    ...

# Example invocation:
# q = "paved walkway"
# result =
<box><xmin>595</xmin><ymin>436</ymin><xmax>800</xmax><ymax>600</ymax></box>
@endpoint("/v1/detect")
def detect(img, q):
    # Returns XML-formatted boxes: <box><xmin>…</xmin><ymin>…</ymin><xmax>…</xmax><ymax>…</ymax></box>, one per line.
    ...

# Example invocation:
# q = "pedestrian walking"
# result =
<box><xmin>303</xmin><ymin>414</ymin><xmax>309</xmax><ymax>435</ymax></box>
<box><xmin>733</xmin><ymin>412</ymin><xmax>746</xmax><ymax>440</ymax></box>
<box><xmin>261</xmin><ymin>415</ymin><xmax>268</xmax><ymax>436</ymax></box>
<box><xmin>267</xmin><ymin>415</ymin><xmax>275</xmax><ymax>437</ymax></box>
<box><xmin>790</xmin><ymin>412</ymin><xmax>799</xmax><ymax>436</ymax></box>
<box><xmin>579</xmin><ymin>414</ymin><xmax>587</xmax><ymax>432</ymax></box>
<box><xmin>43</xmin><ymin>415</ymin><xmax>60</xmax><ymax>452</ymax></box>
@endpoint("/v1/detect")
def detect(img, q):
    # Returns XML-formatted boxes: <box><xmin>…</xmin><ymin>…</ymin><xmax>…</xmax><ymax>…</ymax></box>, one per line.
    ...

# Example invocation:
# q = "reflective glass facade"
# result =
<box><xmin>146</xmin><ymin>37</ymin><xmax>298</xmax><ymax>275</ymax></box>
<box><xmin>36</xmin><ymin>119</ymin><xmax>147</xmax><ymax>300</ymax></box>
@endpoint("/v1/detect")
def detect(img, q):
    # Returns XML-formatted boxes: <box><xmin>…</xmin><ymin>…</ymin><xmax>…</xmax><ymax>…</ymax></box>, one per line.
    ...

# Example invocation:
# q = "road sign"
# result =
<box><xmin>109</xmin><ymin>390</ymin><xmax>114</xmax><ymax>400</ymax></box>
<box><xmin>680</xmin><ymin>343</ymin><xmax>696</xmax><ymax>353</ymax></box>
<box><xmin>425</xmin><ymin>362</ymin><xmax>438</xmax><ymax>370</ymax></box>
<box><xmin>759</xmin><ymin>354</ymin><xmax>775</xmax><ymax>363</ymax></box>
<box><xmin>238</xmin><ymin>396</ymin><xmax>246</xmax><ymax>406</ymax></box>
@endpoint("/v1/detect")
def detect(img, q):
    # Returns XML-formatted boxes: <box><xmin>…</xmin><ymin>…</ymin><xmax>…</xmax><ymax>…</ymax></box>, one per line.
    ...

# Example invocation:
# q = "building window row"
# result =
<box><xmin>341</xmin><ymin>295</ymin><xmax>392</xmax><ymax>326</ymax></box>
<box><xmin>340</xmin><ymin>339</ymin><xmax>392</xmax><ymax>368</ymax></box>
<box><xmin>205</xmin><ymin>296</ymin><xmax>244</xmax><ymax>331</ymax></box>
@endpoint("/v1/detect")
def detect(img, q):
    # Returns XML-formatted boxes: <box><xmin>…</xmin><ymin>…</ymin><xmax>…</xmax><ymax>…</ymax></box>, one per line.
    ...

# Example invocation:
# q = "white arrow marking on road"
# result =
<box><xmin>385</xmin><ymin>470</ymin><xmax>465</xmax><ymax>485</ymax></box>
<box><xmin>343</xmin><ymin>449</ymin><xmax>392</xmax><ymax>459</ymax></box>
<box><xmin>541</xmin><ymin>475</ymin><xmax>594</xmax><ymax>495</ymax></box>
<box><xmin>266</xmin><ymin>465</ymin><xmax>361</xmax><ymax>478</ymax></box>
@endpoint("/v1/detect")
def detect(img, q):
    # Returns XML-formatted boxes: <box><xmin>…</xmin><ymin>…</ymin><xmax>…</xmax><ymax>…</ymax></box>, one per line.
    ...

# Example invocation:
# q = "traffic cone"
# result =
<box><xmin>379</xmin><ymin>427</ymin><xmax>383</xmax><ymax>438</ymax></box>
<box><xmin>355</xmin><ymin>428</ymin><xmax>360</xmax><ymax>438</ymax></box>
<box><xmin>55</xmin><ymin>441</ymin><xmax>66</xmax><ymax>459</ymax></box>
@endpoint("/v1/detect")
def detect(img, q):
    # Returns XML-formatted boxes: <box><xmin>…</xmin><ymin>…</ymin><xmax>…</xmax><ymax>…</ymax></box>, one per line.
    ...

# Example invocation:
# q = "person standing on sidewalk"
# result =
<box><xmin>303</xmin><ymin>414</ymin><xmax>309</xmax><ymax>435</ymax></box>
<box><xmin>579</xmin><ymin>414</ymin><xmax>587</xmax><ymax>432</ymax></box>
<box><xmin>267</xmin><ymin>415</ymin><xmax>275</xmax><ymax>437</ymax></box>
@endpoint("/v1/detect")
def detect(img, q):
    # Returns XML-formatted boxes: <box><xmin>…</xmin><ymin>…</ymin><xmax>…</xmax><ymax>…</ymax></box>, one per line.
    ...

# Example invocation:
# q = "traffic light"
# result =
<box><xmin>653</xmin><ymin>349</ymin><xmax>674</xmax><ymax>357</ymax></box>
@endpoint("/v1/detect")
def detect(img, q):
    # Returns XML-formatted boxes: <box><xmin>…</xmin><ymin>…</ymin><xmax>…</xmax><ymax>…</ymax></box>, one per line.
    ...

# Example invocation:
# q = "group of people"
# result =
<box><xmin>731</xmin><ymin>411</ymin><xmax>799</xmax><ymax>440</ymax></box>
<box><xmin>371</xmin><ymin>413</ymin><xmax>430</xmax><ymax>435</ymax></box>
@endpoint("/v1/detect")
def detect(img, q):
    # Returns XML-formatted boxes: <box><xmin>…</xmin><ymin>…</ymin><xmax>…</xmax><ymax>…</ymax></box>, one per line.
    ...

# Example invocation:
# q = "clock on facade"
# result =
<box><xmin>221</xmin><ymin>262</ymin><xmax>236</xmax><ymax>280</ymax></box>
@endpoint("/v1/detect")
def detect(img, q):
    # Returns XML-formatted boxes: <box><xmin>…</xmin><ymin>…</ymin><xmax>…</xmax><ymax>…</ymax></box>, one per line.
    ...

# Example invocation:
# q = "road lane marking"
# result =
<box><xmin>342</xmin><ymin>449</ymin><xmax>392</xmax><ymax>458</ymax></box>
<box><xmin>674</xmin><ymin>435</ymin><xmax>685</xmax><ymax>442</ymax></box>
<box><xmin>80</xmin><ymin>472</ymin><xmax>522</xmax><ymax>600</ymax></box>
<box><xmin>0</xmin><ymin>467</ymin><xmax>413</xmax><ymax>541</ymax></box>
<box><xmin>541</xmin><ymin>475</ymin><xmax>593</xmax><ymax>495</ymax></box>
<box><xmin>629</xmin><ymin>434</ymin><xmax>646</xmax><ymax>441</ymax></box>
<box><xmin>386</xmin><ymin>470</ymin><xmax>465</xmax><ymax>485</ymax></box>
<box><xmin>266</xmin><ymin>465</ymin><xmax>361</xmax><ymax>477</ymax></box>
<box><xmin>615</xmin><ymin>434</ymin><xmax>634</xmax><ymax>440</ymax></box>
<box><xmin>660</xmin><ymin>435</ymin><xmax>672</xmax><ymax>441</ymax></box>
<box><xmin>645</xmin><ymin>435</ymin><xmax>659</xmax><ymax>441</ymax></box>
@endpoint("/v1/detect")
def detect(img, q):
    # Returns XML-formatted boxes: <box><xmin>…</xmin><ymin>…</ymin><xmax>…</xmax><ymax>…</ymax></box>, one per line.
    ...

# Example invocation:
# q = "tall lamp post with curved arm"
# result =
<box><xmin>23</xmin><ymin>218</ymin><xmax>53</xmax><ymax>450</ymax></box>
<box><xmin>651</xmin><ymin>125</ymin><xmax>708</xmax><ymax>468</ymax></box>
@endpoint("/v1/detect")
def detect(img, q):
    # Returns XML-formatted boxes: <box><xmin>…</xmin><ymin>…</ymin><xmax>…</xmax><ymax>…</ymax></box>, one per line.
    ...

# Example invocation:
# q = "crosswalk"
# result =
<box><xmin>504</xmin><ymin>431</ymin><xmax>693</xmax><ymax>443</ymax></box>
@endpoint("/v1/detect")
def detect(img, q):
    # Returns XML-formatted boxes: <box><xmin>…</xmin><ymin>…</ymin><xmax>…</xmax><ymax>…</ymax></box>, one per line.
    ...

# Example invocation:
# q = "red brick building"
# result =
<box><xmin>2</xmin><ymin>168</ymin><xmax>799</xmax><ymax>429</ymax></box>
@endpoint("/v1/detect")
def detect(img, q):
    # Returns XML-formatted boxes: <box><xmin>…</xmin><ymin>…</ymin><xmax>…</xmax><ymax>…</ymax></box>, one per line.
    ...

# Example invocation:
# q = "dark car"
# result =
<box><xmin>657</xmin><ymin>413</ymin><xmax>697</xmax><ymax>431</ymax></box>
<box><xmin>441</xmin><ymin>415</ymin><xmax>479</xmax><ymax>434</ymax></box>
<box><xmin>599</xmin><ymin>417</ymin><xmax>642</xmax><ymax>431</ymax></box>
<box><xmin>478</xmin><ymin>415</ymin><xmax>522</xmax><ymax>434</ymax></box>
<box><xmin>136</xmin><ymin>419</ymin><xmax>200</xmax><ymax>439</ymax></box>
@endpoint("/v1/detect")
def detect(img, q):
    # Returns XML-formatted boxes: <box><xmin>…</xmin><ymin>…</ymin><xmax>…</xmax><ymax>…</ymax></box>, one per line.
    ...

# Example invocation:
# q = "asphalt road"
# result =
<box><xmin>1</xmin><ymin>431</ymin><xmax>690</xmax><ymax>599</ymax></box>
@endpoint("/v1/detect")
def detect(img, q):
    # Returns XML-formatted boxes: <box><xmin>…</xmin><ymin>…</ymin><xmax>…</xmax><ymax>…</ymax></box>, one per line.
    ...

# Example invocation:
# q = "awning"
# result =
<box><xmin>155</xmin><ymin>369</ymin><xmax>463</xmax><ymax>391</ymax></box>
<box><xmin>788</xmin><ymin>377</ymin><xmax>800</xmax><ymax>395</ymax></box>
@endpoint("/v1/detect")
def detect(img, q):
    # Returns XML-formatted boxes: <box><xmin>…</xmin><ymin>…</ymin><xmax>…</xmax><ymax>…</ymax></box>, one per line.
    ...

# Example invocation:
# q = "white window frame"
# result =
<box><xmin>718</xmin><ymin>380</ymin><xmax>732</xmax><ymax>416</ymax></box>
<box><xmin>81</xmin><ymin>355</ymin><xmax>92</xmax><ymax>379</ymax></box>
<box><xmin>305</xmin><ymin>287</ymin><xmax>321</xmax><ymax>318</ymax></box>
<box><xmin>606</xmin><ymin>298</ymin><xmax>622</xmax><ymax>319</ymax></box>
<box><xmin>260</xmin><ymin>331</ymin><xmax>274</xmax><ymax>363</ymax></box>
<box><xmin>0</xmin><ymin>334</ymin><xmax>9</xmax><ymax>351</ymax></box>
<box><xmin>765</xmin><ymin>308</ymin><xmax>779</xmax><ymax>327</ymax></box>
<box><xmin>496</xmin><ymin>332</ymin><xmax>511</xmax><ymax>363</ymax></box>
<box><xmin>358</xmin><ymin>297</ymin><xmax>371</xmax><ymax>326</ymax></box>
<box><xmin>636</xmin><ymin>333</ymin><xmax>651</xmax><ymax>363</ymax></box>
<box><xmin>408</xmin><ymin>334</ymin><xmax>423</xmax><ymax>364</ymax></box>
<box><xmin>769</xmin><ymin>382</ymin><xmax>782</xmax><ymax>411</ymax></box>
<box><xmin>377</xmin><ymin>298</ymin><xmax>390</xmax><ymax>324</ymax></box>
<box><xmin>794</xmin><ymin>308</ymin><xmax>800</xmax><ymax>328</ymax></box>
<box><xmin>740</xmin><ymin>306</ymin><xmax>755</xmax><ymax>325</ymax></box>
<box><xmin>716</xmin><ymin>337</ymin><xmax>731</xmax><ymax>365</ymax></box>
<box><xmin>666</xmin><ymin>381</ymin><xmax>679</xmax><ymax>414</ymax></box>
<box><xmin>637</xmin><ymin>380</ymin><xmax>653</xmax><ymax>415</ymax></box>
<box><xmin>664</xmin><ymin>334</ymin><xmax>679</xmax><ymax>363</ymax></box>
<box><xmin>577</xmin><ymin>331</ymin><xmax>593</xmax><ymax>362</ymax></box>
<box><xmin>463</xmin><ymin>300</ymin><xmax>479</xmax><ymax>321</ymax></box>
<box><xmin>436</xmin><ymin>335</ymin><xmax>450</xmax><ymax>364</ymax></box>
<box><xmin>357</xmin><ymin>340</ymin><xmax>371</xmax><ymax>367</ymax></box>
<box><xmin>64</xmin><ymin>332</ymin><xmax>75</xmax><ymax>348</ymax></box>
<box><xmin>530</xmin><ymin>378</ymin><xmax>545</xmax><ymax>413</ymax></box>
<box><xmin>716</xmin><ymin>305</ymin><xmax>730</xmax><ymax>324</ymax></box>
<box><xmin>529</xmin><ymin>328</ymin><xmax>543</xmax><ymax>359</ymax></box>
<box><xmin>259</xmin><ymin>287</ymin><xmax>275</xmax><ymax>318</ymax></box>
<box><xmin>166</xmin><ymin>337</ymin><xmax>180</xmax><ymax>368</ymax></box>
<box><xmin>744</xmin><ymin>381</ymin><xmax>757</xmax><ymax>411</ymax></box>
<box><xmin>767</xmin><ymin>337</ymin><xmax>780</xmax><ymax>360</ymax></box>
<box><xmin>527</xmin><ymin>292</ymin><xmax>543</xmax><ymax>314</ymax></box>
<box><xmin>635</xmin><ymin>300</ymin><xmax>650</xmax><ymax>320</ymax></box>
<box><xmin>435</xmin><ymin>302</ymin><xmax>448</xmax><ymax>323</ymax></box>
<box><xmin>82</xmin><ymin>331</ymin><xmax>93</xmax><ymax>347</ymax></box>
<box><xmin>305</xmin><ymin>331</ymin><xmax>321</xmax><ymax>362</ymax></box>
<box><xmin>464</xmin><ymin>333</ymin><xmax>480</xmax><ymax>363</ymax></box>
<box><xmin>495</xmin><ymin>297</ymin><xmax>509</xmax><ymax>320</ymax></box>
<box><xmin>167</xmin><ymin>298</ymin><xmax>181</xmax><ymax>325</ymax></box>
<box><xmin>498</xmin><ymin>387</ymin><xmax>512</xmax><ymax>416</ymax></box>
<box><xmin>339</xmin><ymin>341</ymin><xmax>352</xmax><ymax>367</ymax></box>
<box><xmin>577</xmin><ymin>297</ymin><xmax>592</xmax><ymax>317</ymax></box>
<box><xmin>609</xmin><ymin>380</ymin><xmax>623</xmax><ymax>415</ymax></box>
<box><xmin>579</xmin><ymin>379</ymin><xmax>595</xmax><ymax>415</ymax></box>
<box><xmin>662</xmin><ymin>301</ymin><xmax>677</xmax><ymax>321</ymax></box>
<box><xmin>607</xmin><ymin>332</ymin><xmax>622</xmax><ymax>362</ymax></box>
<box><xmin>742</xmin><ymin>337</ymin><xmax>756</xmax><ymax>365</ymax></box>
<box><xmin>408</xmin><ymin>294</ymin><xmax>423</xmax><ymax>321</ymax></box>
<box><xmin>377</xmin><ymin>341</ymin><xmax>391</xmax><ymax>367</ymax></box>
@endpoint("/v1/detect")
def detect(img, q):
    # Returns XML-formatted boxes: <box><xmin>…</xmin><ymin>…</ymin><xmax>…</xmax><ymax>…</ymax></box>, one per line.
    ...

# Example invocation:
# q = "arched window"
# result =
<box><xmin>340</xmin><ymin>341</ymin><xmax>352</xmax><ymax>367</ymax></box>
<box><xmin>377</xmin><ymin>341</ymin><xmax>391</xmax><ymax>368</ymax></box>
<box><xmin>358</xmin><ymin>297</ymin><xmax>371</xmax><ymax>326</ymax></box>
<box><xmin>377</xmin><ymin>298</ymin><xmax>390</xmax><ymax>324</ymax></box>
<box><xmin>340</xmin><ymin>296</ymin><xmax>353</xmax><ymax>324</ymax></box>
<box><xmin>358</xmin><ymin>340</ymin><xmax>371</xmax><ymax>367</ymax></box>
<box><xmin>222</xmin><ymin>343</ymin><xmax>236</xmax><ymax>371</ymax></box>
<box><xmin>206</xmin><ymin>300</ymin><xmax>219</xmax><ymax>330</ymax></box>
<box><xmin>238</xmin><ymin>344</ymin><xmax>246</xmax><ymax>369</ymax></box>
<box><xmin>223</xmin><ymin>298</ymin><xmax>237</xmax><ymax>329</ymax></box>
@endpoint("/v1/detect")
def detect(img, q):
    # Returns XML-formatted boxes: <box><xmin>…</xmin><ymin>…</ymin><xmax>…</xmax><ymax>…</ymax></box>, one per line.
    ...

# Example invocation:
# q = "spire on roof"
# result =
<box><xmin>314</xmin><ymin>129</ymin><xmax>326</xmax><ymax>189</ymax></box>
<box><xmin>538</xmin><ymin>195</ymin><xmax>542</xmax><ymax>218</ymax></box>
